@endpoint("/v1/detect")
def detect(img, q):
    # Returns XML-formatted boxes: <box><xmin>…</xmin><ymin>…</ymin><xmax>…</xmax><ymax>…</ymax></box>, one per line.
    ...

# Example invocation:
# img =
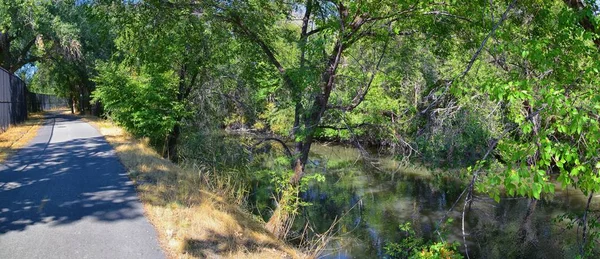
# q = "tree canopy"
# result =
<box><xmin>4</xmin><ymin>0</ymin><xmax>600</xmax><ymax>257</ymax></box>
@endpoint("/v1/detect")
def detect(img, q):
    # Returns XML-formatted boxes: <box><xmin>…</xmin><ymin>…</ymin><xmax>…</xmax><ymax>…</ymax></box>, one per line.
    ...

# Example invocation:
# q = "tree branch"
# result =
<box><xmin>458</xmin><ymin>103</ymin><xmax>545</xmax><ymax>259</ymax></box>
<box><xmin>10</xmin><ymin>36</ymin><xmax>38</xmax><ymax>72</ymax></box>
<box><xmin>420</xmin><ymin>0</ymin><xmax>517</xmax><ymax>115</ymax></box>
<box><xmin>328</xmin><ymin>39</ymin><xmax>389</xmax><ymax>112</ymax></box>
<box><xmin>223</xmin><ymin>13</ymin><xmax>297</xmax><ymax>90</ymax></box>
<box><xmin>305</xmin><ymin>26</ymin><xmax>327</xmax><ymax>37</ymax></box>
<box><xmin>423</xmin><ymin>11</ymin><xmax>473</xmax><ymax>23</ymax></box>
<box><xmin>253</xmin><ymin>137</ymin><xmax>293</xmax><ymax>158</ymax></box>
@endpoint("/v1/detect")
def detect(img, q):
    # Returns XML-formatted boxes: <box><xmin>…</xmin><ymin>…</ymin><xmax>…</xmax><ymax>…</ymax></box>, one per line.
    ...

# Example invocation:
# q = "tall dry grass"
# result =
<box><xmin>0</xmin><ymin>113</ymin><xmax>46</xmax><ymax>162</ymax></box>
<box><xmin>82</xmin><ymin>116</ymin><xmax>302</xmax><ymax>259</ymax></box>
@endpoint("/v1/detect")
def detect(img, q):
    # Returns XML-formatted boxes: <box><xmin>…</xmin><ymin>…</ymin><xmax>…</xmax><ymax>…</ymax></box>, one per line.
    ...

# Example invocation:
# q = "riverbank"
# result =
<box><xmin>74</xmin><ymin>113</ymin><xmax>600</xmax><ymax>258</ymax></box>
<box><xmin>80</xmin><ymin>114</ymin><xmax>302</xmax><ymax>258</ymax></box>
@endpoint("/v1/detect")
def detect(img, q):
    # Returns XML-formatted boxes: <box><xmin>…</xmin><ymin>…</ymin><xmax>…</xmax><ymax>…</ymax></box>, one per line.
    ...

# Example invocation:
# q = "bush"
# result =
<box><xmin>416</xmin><ymin>108</ymin><xmax>493</xmax><ymax>168</ymax></box>
<box><xmin>384</xmin><ymin>222</ymin><xmax>463</xmax><ymax>259</ymax></box>
<box><xmin>93</xmin><ymin>61</ymin><xmax>187</xmax><ymax>145</ymax></box>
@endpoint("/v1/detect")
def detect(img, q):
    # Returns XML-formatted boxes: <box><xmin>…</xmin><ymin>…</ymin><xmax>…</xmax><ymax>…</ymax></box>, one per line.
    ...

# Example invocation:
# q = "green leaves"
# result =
<box><xmin>384</xmin><ymin>222</ymin><xmax>464</xmax><ymax>259</ymax></box>
<box><xmin>93</xmin><ymin>61</ymin><xmax>182</xmax><ymax>142</ymax></box>
<box><xmin>531</xmin><ymin>182</ymin><xmax>542</xmax><ymax>200</ymax></box>
<box><xmin>0</xmin><ymin>0</ymin><xmax>84</xmax><ymax>72</ymax></box>
<box><xmin>473</xmin><ymin>0</ymin><xmax>600</xmax><ymax>204</ymax></box>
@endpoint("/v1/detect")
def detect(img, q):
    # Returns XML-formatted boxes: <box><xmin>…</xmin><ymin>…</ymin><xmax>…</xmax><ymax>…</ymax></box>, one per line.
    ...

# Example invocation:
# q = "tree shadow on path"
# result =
<box><xmin>0</xmin><ymin>118</ymin><xmax>145</xmax><ymax>233</ymax></box>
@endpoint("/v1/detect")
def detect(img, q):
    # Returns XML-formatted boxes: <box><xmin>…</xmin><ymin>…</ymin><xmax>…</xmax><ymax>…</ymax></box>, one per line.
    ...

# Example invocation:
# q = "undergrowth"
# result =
<box><xmin>82</xmin><ymin>115</ymin><xmax>302</xmax><ymax>259</ymax></box>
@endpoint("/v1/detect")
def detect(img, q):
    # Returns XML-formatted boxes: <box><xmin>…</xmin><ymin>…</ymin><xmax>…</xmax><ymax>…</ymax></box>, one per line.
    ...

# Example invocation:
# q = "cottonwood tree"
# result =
<box><xmin>196</xmin><ymin>0</ymin><xmax>479</xmax><ymax>237</ymax></box>
<box><xmin>0</xmin><ymin>0</ymin><xmax>82</xmax><ymax>72</ymax></box>
<box><xmin>29</xmin><ymin>2</ymin><xmax>116</xmax><ymax>114</ymax></box>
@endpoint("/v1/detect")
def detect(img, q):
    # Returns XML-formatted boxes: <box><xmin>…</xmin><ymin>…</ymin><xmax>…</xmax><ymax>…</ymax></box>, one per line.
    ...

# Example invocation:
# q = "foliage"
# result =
<box><xmin>0</xmin><ymin>0</ymin><xmax>82</xmax><ymax>72</ymax></box>
<box><xmin>384</xmin><ymin>222</ymin><xmax>463</xmax><ymax>259</ymax></box>
<box><xmin>8</xmin><ymin>0</ymin><xmax>600</xmax><ymax>256</ymax></box>
<box><xmin>416</xmin><ymin>108</ymin><xmax>496</xmax><ymax>168</ymax></box>
<box><xmin>93</xmin><ymin>62</ymin><xmax>186</xmax><ymax>143</ymax></box>
<box><xmin>554</xmin><ymin>212</ymin><xmax>600</xmax><ymax>257</ymax></box>
<box><xmin>252</xmin><ymin>151</ymin><xmax>326</xmax><ymax>219</ymax></box>
<box><xmin>470</xmin><ymin>1</ymin><xmax>600</xmax><ymax>202</ymax></box>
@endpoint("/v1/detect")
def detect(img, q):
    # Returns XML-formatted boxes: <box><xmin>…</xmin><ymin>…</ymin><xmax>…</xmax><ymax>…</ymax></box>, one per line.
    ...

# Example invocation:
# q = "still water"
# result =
<box><xmin>292</xmin><ymin>144</ymin><xmax>599</xmax><ymax>258</ymax></box>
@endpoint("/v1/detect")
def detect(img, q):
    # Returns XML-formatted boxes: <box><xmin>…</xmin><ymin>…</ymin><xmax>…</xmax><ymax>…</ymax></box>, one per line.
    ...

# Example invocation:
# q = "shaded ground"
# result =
<box><xmin>85</xmin><ymin>116</ymin><xmax>300</xmax><ymax>258</ymax></box>
<box><xmin>0</xmin><ymin>113</ymin><xmax>164</xmax><ymax>259</ymax></box>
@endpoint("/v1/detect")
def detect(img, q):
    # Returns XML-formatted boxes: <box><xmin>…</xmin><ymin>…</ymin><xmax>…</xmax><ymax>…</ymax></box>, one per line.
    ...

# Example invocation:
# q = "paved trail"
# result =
<box><xmin>0</xmin><ymin>114</ymin><xmax>164</xmax><ymax>259</ymax></box>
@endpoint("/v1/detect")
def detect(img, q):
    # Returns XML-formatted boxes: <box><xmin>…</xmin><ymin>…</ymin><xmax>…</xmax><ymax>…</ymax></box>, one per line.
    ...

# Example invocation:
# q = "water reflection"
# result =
<box><xmin>293</xmin><ymin>144</ymin><xmax>599</xmax><ymax>258</ymax></box>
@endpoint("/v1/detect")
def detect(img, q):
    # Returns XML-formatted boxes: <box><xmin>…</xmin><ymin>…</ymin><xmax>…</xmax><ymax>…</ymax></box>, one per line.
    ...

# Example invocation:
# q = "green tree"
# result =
<box><xmin>0</xmin><ymin>0</ymin><xmax>82</xmax><ymax>72</ymax></box>
<box><xmin>196</xmin><ymin>0</ymin><xmax>483</xmax><ymax>237</ymax></box>
<box><xmin>454</xmin><ymin>0</ymin><xmax>600</xmax><ymax>256</ymax></box>
<box><xmin>92</xmin><ymin>0</ymin><xmax>224</xmax><ymax>161</ymax></box>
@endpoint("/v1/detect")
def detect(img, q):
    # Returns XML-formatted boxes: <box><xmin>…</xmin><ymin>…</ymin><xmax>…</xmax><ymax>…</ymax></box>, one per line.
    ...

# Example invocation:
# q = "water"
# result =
<box><xmin>291</xmin><ymin>144</ymin><xmax>600</xmax><ymax>258</ymax></box>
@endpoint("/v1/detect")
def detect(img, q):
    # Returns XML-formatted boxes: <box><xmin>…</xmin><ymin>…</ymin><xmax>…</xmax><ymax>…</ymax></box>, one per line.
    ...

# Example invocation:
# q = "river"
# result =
<box><xmin>284</xmin><ymin>143</ymin><xmax>600</xmax><ymax>258</ymax></box>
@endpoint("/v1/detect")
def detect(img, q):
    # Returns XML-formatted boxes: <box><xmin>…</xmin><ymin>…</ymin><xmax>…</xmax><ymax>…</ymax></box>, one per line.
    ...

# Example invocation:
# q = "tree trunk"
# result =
<box><xmin>69</xmin><ymin>94</ymin><xmax>75</xmax><ymax>114</ymax></box>
<box><xmin>518</xmin><ymin>198</ymin><xmax>538</xmax><ymax>244</ymax></box>
<box><xmin>266</xmin><ymin>51</ymin><xmax>342</xmax><ymax>239</ymax></box>
<box><xmin>78</xmin><ymin>86</ymin><xmax>85</xmax><ymax>114</ymax></box>
<box><xmin>264</xmin><ymin>189</ymin><xmax>296</xmax><ymax>239</ymax></box>
<box><xmin>0</xmin><ymin>31</ymin><xmax>11</xmax><ymax>70</ymax></box>
<box><xmin>231</xmin><ymin>2</ymin><xmax>353</xmax><ymax>238</ymax></box>
<box><xmin>289</xmin><ymin>39</ymin><xmax>343</xmax><ymax>185</ymax></box>
<box><xmin>166</xmin><ymin>123</ymin><xmax>181</xmax><ymax>163</ymax></box>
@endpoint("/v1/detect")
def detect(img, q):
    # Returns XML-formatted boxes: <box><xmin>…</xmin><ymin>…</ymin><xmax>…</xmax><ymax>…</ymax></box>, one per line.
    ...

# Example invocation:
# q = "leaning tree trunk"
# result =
<box><xmin>265</xmin><ymin>158</ymin><xmax>305</xmax><ymax>237</ymax></box>
<box><xmin>264</xmin><ymin>66</ymin><xmax>338</xmax><ymax>238</ymax></box>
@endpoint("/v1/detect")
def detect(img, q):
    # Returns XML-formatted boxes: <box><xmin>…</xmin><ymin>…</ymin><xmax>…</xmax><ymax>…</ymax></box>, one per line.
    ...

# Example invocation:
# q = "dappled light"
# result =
<box><xmin>3</xmin><ymin>0</ymin><xmax>600</xmax><ymax>258</ymax></box>
<box><xmin>0</xmin><ymin>114</ymin><xmax>163</xmax><ymax>258</ymax></box>
<box><xmin>0</xmin><ymin>136</ymin><xmax>144</xmax><ymax>232</ymax></box>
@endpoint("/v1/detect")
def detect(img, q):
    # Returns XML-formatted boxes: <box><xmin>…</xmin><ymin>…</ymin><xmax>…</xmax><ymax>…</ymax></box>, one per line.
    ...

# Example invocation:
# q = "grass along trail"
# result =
<box><xmin>0</xmin><ymin>113</ymin><xmax>46</xmax><ymax>163</ymax></box>
<box><xmin>81</xmin><ymin>114</ymin><xmax>301</xmax><ymax>259</ymax></box>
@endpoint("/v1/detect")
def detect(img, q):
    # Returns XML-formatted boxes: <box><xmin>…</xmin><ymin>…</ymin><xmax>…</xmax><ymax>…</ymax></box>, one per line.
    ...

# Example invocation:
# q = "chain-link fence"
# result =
<box><xmin>0</xmin><ymin>67</ymin><xmax>68</xmax><ymax>132</ymax></box>
<box><xmin>28</xmin><ymin>93</ymin><xmax>69</xmax><ymax>112</ymax></box>
<box><xmin>0</xmin><ymin>67</ymin><xmax>28</xmax><ymax>132</ymax></box>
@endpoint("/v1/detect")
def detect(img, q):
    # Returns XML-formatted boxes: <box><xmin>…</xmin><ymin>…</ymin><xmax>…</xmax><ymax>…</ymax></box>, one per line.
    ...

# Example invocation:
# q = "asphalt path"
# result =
<box><xmin>0</xmin><ymin>113</ymin><xmax>164</xmax><ymax>259</ymax></box>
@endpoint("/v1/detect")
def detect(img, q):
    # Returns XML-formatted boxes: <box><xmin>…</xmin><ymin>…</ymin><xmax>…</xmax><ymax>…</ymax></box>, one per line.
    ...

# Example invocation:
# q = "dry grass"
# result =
<box><xmin>80</xmin><ymin>115</ymin><xmax>302</xmax><ymax>259</ymax></box>
<box><xmin>0</xmin><ymin>113</ymin><xmax>46</xmax><ymax>162</ymax></box>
